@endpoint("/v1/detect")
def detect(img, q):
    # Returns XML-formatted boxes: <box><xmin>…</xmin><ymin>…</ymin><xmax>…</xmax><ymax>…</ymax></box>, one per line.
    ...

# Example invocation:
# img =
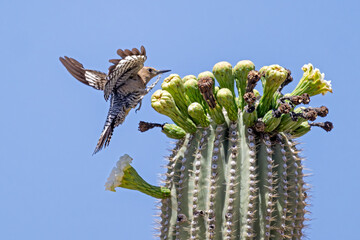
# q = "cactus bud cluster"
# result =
<box><xmin>106</xmin><ymin>59</ymin><xmax>333</xmax><ymax>240</ymax></box>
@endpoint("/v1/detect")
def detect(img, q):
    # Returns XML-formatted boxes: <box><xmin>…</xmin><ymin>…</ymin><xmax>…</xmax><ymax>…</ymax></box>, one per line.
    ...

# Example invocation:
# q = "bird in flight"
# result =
<box><xmin>59</xmin><ymin>46</ymin><xmax>170</xmax><ymax>154</ymax></box>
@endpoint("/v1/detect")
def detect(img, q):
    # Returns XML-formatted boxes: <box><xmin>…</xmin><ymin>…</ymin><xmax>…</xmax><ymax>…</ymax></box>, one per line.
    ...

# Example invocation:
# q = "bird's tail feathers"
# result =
<box><xmin>93</xmin><ymin>124</ymin><xmax>114</xmax><ymax>155</ymax></box>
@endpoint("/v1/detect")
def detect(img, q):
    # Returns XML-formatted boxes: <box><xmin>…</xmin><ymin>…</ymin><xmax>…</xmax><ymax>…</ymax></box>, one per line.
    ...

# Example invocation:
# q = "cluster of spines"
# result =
<box><xmin>223</xmin><ymin>122</ymin><xmax>239</xmax><ymax>239</ymax></box>
<box><xmin>287</xmin><ymin>137</ymin><xmax>309</xmax><ymax>239</ymax></box>
<box><xmin>207</xmin><ymin>124</ymin><xmax>227</xmax><ymax>239</ymax></box>
<box><xmin>276</xmin><ymin>135</ymin><xmax>291</xmax><ymax>238</ymax></box>
<box><xmin>174</xmin><ymin>135</ymin><xmax>195</xmax><ymax>240</ymax></box>
<box><xmin>242</xmin><ymin>127</ymin><xmax>258</xmax><ymax>239</ymax></box>
<box><xmin>190</xmin><ymin>128</ymin><xmax>210</xmax><ymax>239</ymax></box>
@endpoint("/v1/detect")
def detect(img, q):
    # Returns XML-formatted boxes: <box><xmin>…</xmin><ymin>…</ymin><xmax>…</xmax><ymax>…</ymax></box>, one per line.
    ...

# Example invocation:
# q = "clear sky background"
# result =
<box><xmin>0</xmin><ymin>1</ymin><xmax>359</xmax><ymax>239</ymax></box>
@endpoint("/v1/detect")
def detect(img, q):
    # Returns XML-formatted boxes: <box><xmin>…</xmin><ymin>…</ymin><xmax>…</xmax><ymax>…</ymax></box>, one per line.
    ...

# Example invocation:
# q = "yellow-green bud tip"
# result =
<box><xmin>198</xmin><ymin>71</ymin><xmax>215</xmax><ymax>82</ymax></box>
<box><xmin>182</xmin><ymin>75</ymin><xmax>197</xmax><ymax>82</ymax></box>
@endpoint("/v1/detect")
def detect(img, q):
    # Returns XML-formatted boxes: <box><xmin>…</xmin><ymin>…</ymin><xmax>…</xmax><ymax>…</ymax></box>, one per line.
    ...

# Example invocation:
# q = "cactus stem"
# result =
<box><xmin>273</xmin><ymin>134</ymin><xmax>293</xmax><ymax>239</ymax></box>
<box><xmin>288</xmin><ymin>138</ymin><xmax>307</xmax><ymax>239</ymax></box>
<box><xmin>190</xmin><ymin>128</ymin><xmax>210</xmax><ymax>239</ymax></box>
<box><xmin>239</xmin><ymin>127</ymin><xmax>259</xmax><ymax>239</ymax></box>
<box><xmin>309</xmin><ymin>121</ymin><xmax>334</xmax><ymax>132</ymax></box>
<box><xmin>174</xmin><ymin>134</ymin><xmax>200</xmax><ymax>240</ymax></box>
<box><xmin>257</xmin><ymin>134</ymin><xmax>276</xmax><ymax>240</ymax></box>
<box><xmin>207</xmin><ymin>124</ymin><xmax>227</xmax><ymax>239</ymax></box>
<box><xmin>223</xmin><ymin>121</ymin><xmax>240</xmax><ymax>239</ymax></box>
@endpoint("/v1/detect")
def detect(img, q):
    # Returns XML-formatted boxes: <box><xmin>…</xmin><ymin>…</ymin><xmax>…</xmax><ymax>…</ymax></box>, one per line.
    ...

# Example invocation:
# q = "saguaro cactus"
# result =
<box><xmin>106</xmin><ymin>61</ymin><xmax>333</xmax><ymax>240</ymax></box>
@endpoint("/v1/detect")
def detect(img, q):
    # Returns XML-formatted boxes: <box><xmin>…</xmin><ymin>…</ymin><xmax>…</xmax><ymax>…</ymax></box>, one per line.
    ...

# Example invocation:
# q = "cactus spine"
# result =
<box><xmin>106</xmin><ymin>61</ymin><xmax>333</xmax><ymax>240</ymax></box>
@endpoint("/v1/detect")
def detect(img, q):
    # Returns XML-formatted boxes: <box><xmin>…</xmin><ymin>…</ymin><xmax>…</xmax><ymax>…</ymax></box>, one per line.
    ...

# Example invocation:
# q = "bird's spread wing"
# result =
<box><xmin>103</xmin><ymin>46</ymin><xmax>147</xmax><ymax>101</ymax></box>
<box><xmin>59</xmin><ymin>56</ymin><xmax>107</xmax><ymax>90</ymax></box>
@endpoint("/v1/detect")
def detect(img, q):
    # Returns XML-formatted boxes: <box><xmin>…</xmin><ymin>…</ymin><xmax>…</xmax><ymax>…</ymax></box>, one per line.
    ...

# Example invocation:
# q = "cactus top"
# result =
<box><xmin>149</xmin><ymin>61</ymin><xmax>333</xmax><ymax>137</ymax></box>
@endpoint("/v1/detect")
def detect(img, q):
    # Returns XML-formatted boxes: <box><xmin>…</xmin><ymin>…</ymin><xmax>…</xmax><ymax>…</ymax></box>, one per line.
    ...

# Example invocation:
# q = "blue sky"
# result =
<box><xmin>0</xmin><ymin>0</ymin><xmax>359</xmax><ymax>239</ymax></box>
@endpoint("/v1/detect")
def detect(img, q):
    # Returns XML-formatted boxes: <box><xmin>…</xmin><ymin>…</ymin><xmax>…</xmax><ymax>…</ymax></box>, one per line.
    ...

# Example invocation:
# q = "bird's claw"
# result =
<box><xmin>135</xmin><ymin>100</ymin><xmax>142</xmax><ymax>113</ymax></box>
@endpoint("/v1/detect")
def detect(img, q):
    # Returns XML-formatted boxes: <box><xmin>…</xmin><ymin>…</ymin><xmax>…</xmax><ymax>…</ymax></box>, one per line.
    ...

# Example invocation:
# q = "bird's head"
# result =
<box><xmin>139</xmin><ymin>67</ymin><xmax>171</xmax><ymax>84</ymax></box>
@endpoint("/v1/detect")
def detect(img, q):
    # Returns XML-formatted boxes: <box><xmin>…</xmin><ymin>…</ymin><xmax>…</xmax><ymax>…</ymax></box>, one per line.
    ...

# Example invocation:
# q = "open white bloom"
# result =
<box><xmin>105</xmin><ymin>154</ymin><xmax>133</xmax><ymax>192</ymax></box>
<box><xmin>291</xmin><ymin>63</ymin><xmax>332</xmax><ymax>96</ymax></box>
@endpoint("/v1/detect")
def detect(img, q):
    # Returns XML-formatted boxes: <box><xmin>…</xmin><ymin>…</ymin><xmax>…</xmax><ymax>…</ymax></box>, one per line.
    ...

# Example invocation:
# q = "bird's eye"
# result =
<box><xmin>148</xmin><ymin>69</ymin><xmax>153</xmax><ymax>73</ymax></box>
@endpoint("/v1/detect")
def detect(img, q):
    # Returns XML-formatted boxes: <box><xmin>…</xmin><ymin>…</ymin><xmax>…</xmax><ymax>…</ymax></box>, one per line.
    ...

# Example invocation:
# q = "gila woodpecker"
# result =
<box><xmin>59</xmin><ymin>46</ymin><xmax>170</xmax><ymax>154</ymax></box>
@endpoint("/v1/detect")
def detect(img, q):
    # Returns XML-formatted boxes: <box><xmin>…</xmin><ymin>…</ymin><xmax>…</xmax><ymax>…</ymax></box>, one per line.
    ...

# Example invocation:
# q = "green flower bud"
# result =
<box><xmin>105</xmin><ymin>154</ymin><xmax>170</xmax><ymax>199</ymax></box>
<box><xmin>182</xmin><ymin>75</ymin><xmax>197</xmax><ymax>83</ymax></box>
<box><xmin>291</xmin><ymin>121</ymin><xmax>311</xmax><ymax>138</ymax></box>
<box><xmin>198</xmin><ymin>71</ymin><xmax>215</xmax><ymax>82</ymax></box>
<box><xmin>213</xmin><ymin>61</ymin><xmax>235</xmax><ymax>94</ymax></box>
<box><xmin>290</xmin><ymin>63</ymin><xmax>332</xmax><ymax>97</ymax></box>
<box><xmin>257</xmin><ymin>65</ymin><xmax>288</xmax><ymax>117</ymax></box>
<box><xmin>262</xmin><ymin>110</ymin><xmax>281</xmax><ymax>132</ymax></box>
<box><xmin>184</xmin><ymin>79</ymin><xmax>207</xmax><ymax>109</ymax></box>
<box><xmin>233</xmin><ymin>60</ymin><xmax>255</xmax><ymax>109</ymax></box>
<box><xmin>162</xmin><ymin>124</ymin><xmax>187</xmax><ymax>139</ymax></box>
<box><xmin>151</xmin><ymin>90</ymin><xmax>177</xmax><ymax>115</ymax></box>
<box><xmin>188</xmin><ymin>103</ymin><xmax>210</xmax><ymax>127</ymax></box>
<box><xmin>151</xmin><ymin>90</ymin><xmax>197</xmax><ymax>133</ymax></box>
<box><xmin>161</xmin><ymin>74</ymin><xmax>191</xmax><ymax>115</ymax></box>
<box><xmin>216</xmin><ymin>88</ymin><xmax>238</xmax><ymax>121</ymax></box>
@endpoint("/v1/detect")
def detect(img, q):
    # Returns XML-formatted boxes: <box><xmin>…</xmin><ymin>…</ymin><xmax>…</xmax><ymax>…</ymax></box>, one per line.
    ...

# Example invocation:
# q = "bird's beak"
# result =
<box><xmin>157</xmin><ymin>69</ymin><xmax>171</xmax><ymax>74</ymax></box>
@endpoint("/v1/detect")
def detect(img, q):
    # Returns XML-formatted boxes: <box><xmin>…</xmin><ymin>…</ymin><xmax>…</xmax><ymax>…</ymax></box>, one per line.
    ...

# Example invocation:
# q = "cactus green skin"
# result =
<box><xmin>109</xmin><ymin>61</ymin><xmax>332</xmax><ymax>240</ymax></box>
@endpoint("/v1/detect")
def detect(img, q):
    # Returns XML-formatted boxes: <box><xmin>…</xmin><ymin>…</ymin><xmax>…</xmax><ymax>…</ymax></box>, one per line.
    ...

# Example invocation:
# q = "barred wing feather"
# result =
<box><xmin>59</xmin><ymin>56</ymin><xmax>107</xmax><ymax>90</ymax></box>
<box><xmin>103</xmin><ymin>46</ymin><xmax>147</xmax><ymax>101</ymax></box>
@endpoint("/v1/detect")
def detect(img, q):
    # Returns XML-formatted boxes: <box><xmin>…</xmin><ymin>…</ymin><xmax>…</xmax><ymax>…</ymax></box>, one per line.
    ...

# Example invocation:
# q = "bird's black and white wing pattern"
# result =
<box><xmin>103</xmin><ymin>46</ymin><xmax>147</xmax><ymax>101</ymax></box>
<box><xmin>59</xmin><ymin>56</ymin><xmax>107</xmax><ymax>90</ymax></box>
